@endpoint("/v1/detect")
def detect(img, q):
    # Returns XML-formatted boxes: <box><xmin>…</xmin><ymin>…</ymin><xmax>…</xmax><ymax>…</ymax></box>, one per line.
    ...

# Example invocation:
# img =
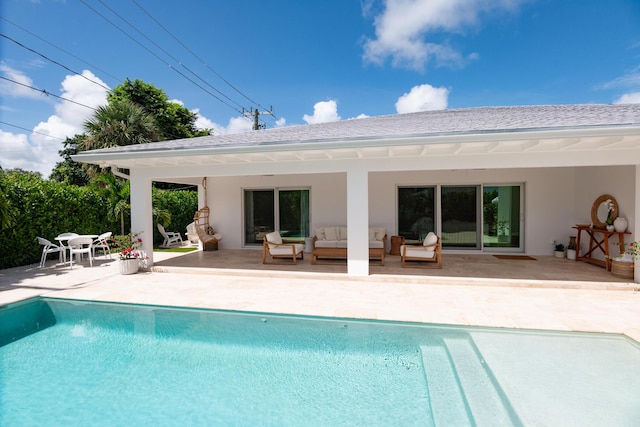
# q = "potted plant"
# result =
<box><xmin>114</xmin><ymin>231</ymin><xmax>147</xmax><ymax>275</ymax></box>
<box><xmin>566</xmin><ymin>240</ymin><xmax>577</xmax><ymax>260</ymax></box>
<box><xmin>605</xmin><ymin>198</ymin><xmax>615</xmax><ymax>231</ymax></box>
<box><xmin>553</xmin><ymin>241</ymin><xmax>565</xmax><ymax>258</ymax></box>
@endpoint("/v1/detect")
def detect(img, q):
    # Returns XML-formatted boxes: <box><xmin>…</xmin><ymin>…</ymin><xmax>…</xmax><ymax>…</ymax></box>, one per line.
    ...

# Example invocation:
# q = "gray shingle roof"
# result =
<box><xmin>82</xmin><ymin>104</ymin><xmax>640</xmax><ymax>155</ymax></box>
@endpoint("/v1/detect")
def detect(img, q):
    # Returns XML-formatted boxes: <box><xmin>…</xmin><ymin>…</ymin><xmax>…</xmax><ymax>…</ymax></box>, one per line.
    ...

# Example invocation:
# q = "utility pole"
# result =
<box><xmin>243</xmin><ymin>106</ymin><xmax>275</xmax><ymax>130</ymax></box>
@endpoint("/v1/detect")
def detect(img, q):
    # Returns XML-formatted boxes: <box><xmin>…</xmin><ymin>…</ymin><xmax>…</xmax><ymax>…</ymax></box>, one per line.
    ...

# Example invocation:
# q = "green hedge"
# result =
<box><xmin>0</xmin><ymin>172</ymin><xmax>197</xmax><ymax>270</ymax></box>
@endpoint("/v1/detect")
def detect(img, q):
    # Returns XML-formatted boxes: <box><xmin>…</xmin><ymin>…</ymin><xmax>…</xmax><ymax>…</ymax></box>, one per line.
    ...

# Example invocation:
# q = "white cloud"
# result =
<box><xmin>362</xmin><ymin>0</ymin><xmax>521</xmax><ymax>71</ymax></box>
<box><xmin>0</xmin><ymin>63</ymin><xmax>45</xmax><ymax>99</ymax></box>
<box><xmin>303</xmin><ymin>100</ymin><xmax>341</xmax><ymax>124</ymax></box>
<box><xmin>0</xmin><ymin>70</ymin><xmax>108</xmax><ymax>177</ymax></box>
<box><xmin>614</xmin><ymin>92</ymin><xmax>640</xmax><ymax>104</ymax></box>
<box><xmin>601</xmin><ymin>66</ymin><xmax>640</xmax><ymax>90</ymax></box>
<box><xmin>198</xmin><ymin>114</ymin><xmax>253</xmax><ymax>135</ymax></box>
<box><xmin>395</xmin><ymin>83</ymin><xmax>449</xmax><ymax>113</ymax></box>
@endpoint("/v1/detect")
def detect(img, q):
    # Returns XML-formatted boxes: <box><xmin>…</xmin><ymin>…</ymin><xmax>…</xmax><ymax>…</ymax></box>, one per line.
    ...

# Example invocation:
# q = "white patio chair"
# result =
<box><xmin>262</xmin><ymin>231</ymin><xmax>304</xmax><ymax>265</ymax></box>
<box><xmin>67</xmin><ymin>236</ymin><xmax>94</xmax><ymax>269</ymax></box>
<box><xmin>37</xmin><ymin>237</ymin><xmax>65</xmax><ymax>267</ymax></box>
<box><xmin>92</xmin><ymin>231</ymin><xmax>113</xmax><ymax>258</ymax></box>
<box><xmin>157</xmin><ymin>224</ymin><xmax>183</xmax><ymax>247</ymax></box>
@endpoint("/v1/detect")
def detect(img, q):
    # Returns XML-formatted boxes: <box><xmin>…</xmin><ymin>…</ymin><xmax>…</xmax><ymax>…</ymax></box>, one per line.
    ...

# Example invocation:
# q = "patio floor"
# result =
<box><xmin>152</xmin><ymin>248</ymin><xmax>633</xmax><ymax>288</ymax></box>
<box><xmin>1</xmin><ymin>248</ymin><xmax>639</xmax><ymax>343</ymax></box>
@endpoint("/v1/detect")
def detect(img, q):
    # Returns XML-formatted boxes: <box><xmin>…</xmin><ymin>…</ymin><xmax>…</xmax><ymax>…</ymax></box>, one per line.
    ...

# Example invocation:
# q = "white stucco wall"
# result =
<box><xmin>203</xmin><ymin>166</ymin><xmax>636</xmax><ymax>256</ymax></box>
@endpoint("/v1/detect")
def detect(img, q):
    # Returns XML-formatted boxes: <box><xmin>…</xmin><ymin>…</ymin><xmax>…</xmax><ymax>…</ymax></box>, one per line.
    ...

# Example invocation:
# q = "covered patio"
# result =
<box><xmin>151</xmin><ymin>248</ymin><xmax>635</xmax><ymax>288</ymax></box>
<box><xmin>73</xmin><ymin>104</ymin><xmax>640</xmax><ymax>278</ymax></box>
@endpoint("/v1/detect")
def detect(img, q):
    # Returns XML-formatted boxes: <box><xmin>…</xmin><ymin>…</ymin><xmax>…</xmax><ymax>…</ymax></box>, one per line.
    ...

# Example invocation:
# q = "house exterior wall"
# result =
<box><xmin>203</xmin><ymin>166</ymin><xmax>636</xmax><ymax>256</ymax></box>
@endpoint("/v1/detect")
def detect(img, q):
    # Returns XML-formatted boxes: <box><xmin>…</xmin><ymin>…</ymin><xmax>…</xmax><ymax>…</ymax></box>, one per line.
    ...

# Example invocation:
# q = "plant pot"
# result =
<box><xmin>566</xmin><ymin>249</ymin><xmax>576</xmax><ymax>260</ymax></box>
<box><xmin>554</xmin><ymin>250</ymin><xmax>565</xmax><ymax>258</ymax></box>
<box><xmin>119</xmin><ymin>258</ymin><xmax>139</xmax><ymax>275</ymax></box>
<box><xmin>606</xmin><ymin>225</ymin><xmax>615</xmax><ymax>232</ymax></box>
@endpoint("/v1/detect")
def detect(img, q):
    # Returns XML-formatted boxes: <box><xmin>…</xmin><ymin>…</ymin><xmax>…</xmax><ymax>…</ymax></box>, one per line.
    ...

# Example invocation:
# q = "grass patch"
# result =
<box><xmin>153</xmin><ymin>246</ymin><xmax>199</xmax><ymax>253</ymax></box>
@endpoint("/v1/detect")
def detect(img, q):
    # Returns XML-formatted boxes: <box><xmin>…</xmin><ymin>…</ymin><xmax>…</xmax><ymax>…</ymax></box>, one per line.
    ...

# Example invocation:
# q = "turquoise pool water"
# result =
<box><xmin>1</xmin><ymin>297</ymin><xmax>639</xmax><ymax>426</ymax></box>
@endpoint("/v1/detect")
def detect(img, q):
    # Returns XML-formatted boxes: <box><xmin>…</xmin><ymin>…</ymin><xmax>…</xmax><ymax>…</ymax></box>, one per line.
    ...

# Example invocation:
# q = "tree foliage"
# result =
<box><xmin>0</xmin><ymin>170</ymin><xmax>198</xmax><ymax>269</ymax></box>
<box><xmin>81</xmin><ymin>99</ymin><xmax>161</xmax><ymax>151</ymax></box>
<box><xmin>108</xmin><ymin>78</ymin><xmax>210</xmax><ymax>140</ymax></box>
<box><xmin>51</xmin><ymin>79</ymin><xmax>210</xmax><ymax>184</ymax></box>
<box><xmin>49</xmin><ymin>134</ymin><xmax>91</xmax><ymax>185</ymax></box>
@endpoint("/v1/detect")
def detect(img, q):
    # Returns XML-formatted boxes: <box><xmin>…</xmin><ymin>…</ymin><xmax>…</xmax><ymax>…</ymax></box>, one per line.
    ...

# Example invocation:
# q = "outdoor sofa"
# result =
<box><xmin>311</xmin><ymin>226</ymin><xmax>387</xmax><ymax>265</ymax></box>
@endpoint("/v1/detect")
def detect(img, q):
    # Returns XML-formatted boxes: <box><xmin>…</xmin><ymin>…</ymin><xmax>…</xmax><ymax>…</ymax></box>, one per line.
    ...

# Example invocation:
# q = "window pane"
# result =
<box><xmin>398</xmin><ymin>187</ymin><xmax>435</xmax><ymax>241</ymax></box>
<box><xmin>244</xmin><ymin>190</ymin><xmax>274</xmax><ymax>245</ymax></box>
<box><xmin>483</xmin><ymin>185</ymin><xmax>521</xmax><ymax>248</ymax></box>
<box><xmin>441</xmin><ymin>186</ymin><xmax>478</xmax><ymax>248</ymax></box>
<box><xmin>279</xmin><ymin>189</ymin><xmax>310</xmax><ymax>239</ymax></box>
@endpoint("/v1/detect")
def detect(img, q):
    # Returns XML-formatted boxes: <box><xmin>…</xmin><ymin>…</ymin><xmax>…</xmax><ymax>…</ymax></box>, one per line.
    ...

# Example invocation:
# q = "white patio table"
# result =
<box><xmin>55</xmin><ymin>234</ymin><xmax>98</xmax><ymax>265</ymax></box>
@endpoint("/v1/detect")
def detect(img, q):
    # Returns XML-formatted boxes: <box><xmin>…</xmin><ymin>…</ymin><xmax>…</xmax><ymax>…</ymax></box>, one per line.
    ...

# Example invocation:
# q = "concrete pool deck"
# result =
<box><xmin>1</xmin><ymin>250</ymin><xmax>639</xmax><ymax>343</ymax></box>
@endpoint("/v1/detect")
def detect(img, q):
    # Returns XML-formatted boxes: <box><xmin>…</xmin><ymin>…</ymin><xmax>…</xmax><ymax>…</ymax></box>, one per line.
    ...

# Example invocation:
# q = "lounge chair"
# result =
<box><xmin>400</xmin><ymin>231</ymin><xmax>442</xmax><ymax>268</ymax></box>
<box><xmin>157</xmin><ymin>224</ymin><xmax>183</xmax><ymax>247</ymax></box>
<box><xmin>262</xmin><ymin>231</ymin><xmax>304</xmax><ymax>264</ymax></box>
<box><xmin>186</xmin><ymin>222</ymin><xmax>199</xmax><ymax>244</ymax></box>
<box><xmin>37</xmin><ymin>237</ymin><xmax>65</xmax><ymax>267</ymax></box>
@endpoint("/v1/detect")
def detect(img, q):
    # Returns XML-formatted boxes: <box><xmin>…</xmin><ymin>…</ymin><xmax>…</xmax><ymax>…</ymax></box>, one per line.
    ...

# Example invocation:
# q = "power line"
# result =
<box><xmin>0</xmin><ymin>120</ymin><xmax>66</xmax><ymax>140</ymax></box>
<box><xmin>0</xmin><ymin>16</ymin><xmax>122</xmax><ymax>84</ymax></box>
<box><xmin>0</xmin><ymin>33</ymin><xmax>111</xmax><ymax>91</ymax></box>
<box><xmin>78</xmin><ymin>0</ymin><xmax>245</xmax><ymax>115</ymax></box>
<box><xmin>129</xmin><ymin>0</ymin><xmax>271</xmax><ymax>114</ymax></box>
<box><xmin>0</xmin><ymin>76</ymin><xmax>99</xmax><ymax>111</ymax></box>
<box><xmin>95</xmin><ymin>0</ymin><xmax>246</xmax><ymax>112</ymax></box>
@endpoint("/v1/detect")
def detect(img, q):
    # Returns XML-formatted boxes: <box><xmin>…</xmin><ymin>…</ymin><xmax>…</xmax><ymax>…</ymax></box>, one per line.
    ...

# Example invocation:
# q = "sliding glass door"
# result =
<box><xmin>483</xmin><ymin>185</ymin><xmax>521</xmax><ymax>249</ymax></box>
<box><xmin>441</xmin><ymin>185</ymin><xmax>480</xmax><ymax>249</ymax></box>
<box><xmin>243</xmin><ymin>188</ymin><xmax>310</xmax><ymax>246</ymax></box>
<box><xmin>397</xmin><ymin>187</ymin><xmax>435</xmax><ymax>241</ymax></box>
<box><xmin>397</xmin><ymin>184</ymin><xmax>523</xmax><ymax>251</ymax></box>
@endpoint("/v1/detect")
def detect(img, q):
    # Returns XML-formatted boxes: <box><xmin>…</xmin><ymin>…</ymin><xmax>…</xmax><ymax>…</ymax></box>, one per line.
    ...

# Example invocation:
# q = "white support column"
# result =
<box><xmin>129</xmin><ymin>169</ymin><xmax>154</xmax><ymax>266</ymax></box>
<box><xmin>347</xmin><ymin>167</ymin><xmax>369</xmax><ymax>276</ymax></box>
<box><xmin>635</xmin><ymin>165</ymin><xmax>640</xmax><ymax>283</ymax></box>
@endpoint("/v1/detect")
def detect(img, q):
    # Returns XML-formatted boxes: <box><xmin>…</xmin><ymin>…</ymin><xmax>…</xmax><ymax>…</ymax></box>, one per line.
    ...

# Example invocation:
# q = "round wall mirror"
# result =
<box><xmin>591</xmin><ymin>194</ymin><xmax>618</xmax><ymax>229</ymax></box>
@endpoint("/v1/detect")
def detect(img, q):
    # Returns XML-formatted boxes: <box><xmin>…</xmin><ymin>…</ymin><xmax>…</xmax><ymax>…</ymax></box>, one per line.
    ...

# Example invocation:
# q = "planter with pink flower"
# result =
<box><xmin>114</xmin><ymin>231</ymin><xmax>147</xmax><ymax>275</ymax></box>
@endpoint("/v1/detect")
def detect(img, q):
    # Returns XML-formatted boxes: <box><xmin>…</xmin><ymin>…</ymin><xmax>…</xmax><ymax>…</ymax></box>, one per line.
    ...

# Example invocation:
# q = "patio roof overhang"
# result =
<box><xmin>73</xmin><ymin>124</ymin><xmax>640</xmax><ymax>177</ymax></box>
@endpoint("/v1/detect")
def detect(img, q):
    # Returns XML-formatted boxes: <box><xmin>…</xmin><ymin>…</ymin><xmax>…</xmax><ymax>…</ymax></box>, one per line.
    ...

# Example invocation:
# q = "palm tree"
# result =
<box><xmin>81</xmin><ymin>99</ymin><xmax>161</xmax><ymax>151</ymax></box>
<box><xmin>92</xmin><ymin>172</ymin><xmax>130</xmax><ymax>235</ymax></box>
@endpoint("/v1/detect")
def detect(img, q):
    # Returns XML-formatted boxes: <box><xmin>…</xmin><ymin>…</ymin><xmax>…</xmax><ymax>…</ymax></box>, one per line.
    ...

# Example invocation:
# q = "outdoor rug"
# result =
<box><xmin>493</xmin><ymin>255</ymin><xmax>536</xmax><ymax>260</ymax></box>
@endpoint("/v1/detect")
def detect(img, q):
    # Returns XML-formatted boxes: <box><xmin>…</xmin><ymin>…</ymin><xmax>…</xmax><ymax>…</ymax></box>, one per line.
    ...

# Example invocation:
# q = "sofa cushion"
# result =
<box><xmin>315</xmin><ymin>228</ymin><xmax>326</xmax><ymax>240</ymax></box>
<box><xmin>315</xmin><ymin>240</ymin><xmax>338</xmax><ymax>248</ymax></box>
<box><xmin>338</xmin><ymin>227</ymin><xmax>348</xmax><ymax>241</ymax></box>
<box><xmin>265</xmin><ymin>231</ymin><xmax>282</xmax><ymax>245</ymax></box>
<box><xmin>369</xmin><ymin>227</ymin><xmax>387</xmax><ymax>240</ymax></box>
<box><xmin>402</xmin><ymin>245</ymin><xmax>436</xmax><ymax>259</ymax></box>
<box><xmin>336</xmin><ymin>240</ymin><xmax>348</xmax><ymax>248</ymax></box>
<box><xmin>323</xmin><ymin>227</ymin><xmax>339</xmax><ymax>241</ymax></box>
<box><xmin>423</xmin><ymin>232</ymin><xmax>438</xmax><ymax>248</ymax></box>
<box><xmin>369</xmin><ymin>240</ymin><xmax>384</xmax><ymax>249</ymax></box>
<box><xmin>269</xmin><ymin>244</ymin><xmax>303</xmax><ymax>255</ymax></box>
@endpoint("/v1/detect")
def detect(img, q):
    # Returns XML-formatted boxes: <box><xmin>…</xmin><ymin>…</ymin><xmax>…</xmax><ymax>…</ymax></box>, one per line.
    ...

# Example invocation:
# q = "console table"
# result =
<box><xmin>572</xmin><ymin>225</ymin><xmax>630</xmax><ymax>271</ymax></box>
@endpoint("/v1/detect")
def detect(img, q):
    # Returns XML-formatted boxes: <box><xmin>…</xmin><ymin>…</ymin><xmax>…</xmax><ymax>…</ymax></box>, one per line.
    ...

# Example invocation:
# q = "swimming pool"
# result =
<box><xmin>1</xmin><ymin>297</ymin><xmax>639</xmax><ymax>426</ymax></box>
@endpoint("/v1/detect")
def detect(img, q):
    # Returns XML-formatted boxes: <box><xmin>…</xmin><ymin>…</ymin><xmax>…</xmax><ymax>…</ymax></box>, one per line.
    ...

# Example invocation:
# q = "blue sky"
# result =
<box><xmin>1</xmin><ymin>0</ymin><xmax>639</xmax><ymax>177</ymax></box>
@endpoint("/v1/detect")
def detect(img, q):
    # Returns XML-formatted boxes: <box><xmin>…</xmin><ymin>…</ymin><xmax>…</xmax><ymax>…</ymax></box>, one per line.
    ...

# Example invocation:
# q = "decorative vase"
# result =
<box><xmin>567</xmin><ymin>249</ymin><xmax>576</xmax><ymax>260</ymax></box>
<box><xmin>606</xmin><ymin>225</ymin><xmax>615</xmax><ymax>232</ymax></box>
<box><xmin>613</xmin><ymin>217</ymin><xmax>628</xmax><ymax>232</ymax></box>
<box><xmin>119</xmin><ymin>258</ymin><xmax>139</xmax><ymax>275</ymax></box>
<box><xmin>554</xmin><ymin>250</ymin><xmax>565</xmax><ymax>258</ymax></box>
